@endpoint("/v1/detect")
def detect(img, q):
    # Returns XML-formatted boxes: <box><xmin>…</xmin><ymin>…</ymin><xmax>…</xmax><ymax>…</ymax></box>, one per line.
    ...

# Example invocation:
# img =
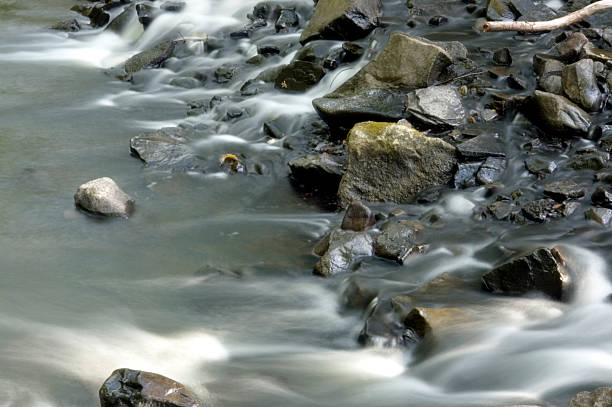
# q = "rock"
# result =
<box><xmin>99</xmin><ymin>368</ymin><xmax>200</xmax><ymax>407</ymax></box>
<box><xmin>341</xmin><ymin>201</ymin><xmax>375</xmax><ymax>232</ymax></box>
<box><xmin>374</xmin><ymin>220</ymin><xmax>423</xmax><ymax>262</ymax></box>
<box><xmin>525</xmin><ymin>91</ymin><xmax>591</xmax><ymax>136</ymax></box>
<box><xmin>457</xmin><ymin>133</ymin><xmax>505</xmax><ymax>160</ymax></box>
<box><xmin>403</xmin><ymin>307</ymin><xmax>465</xmax><ymax>340</ymax></box>
<box><xmin>543</xmin><ymin>179</ymin><xmax>585</xmax><ymax>202</ymax></box>
<box><xmin>533</xmin><ymin>54</ymin><xmax>564</xmax><ymax>94</ymax></box>
<box><xmin>341</xmin><ymin>276</ymin><xmax>379</xmax><ymax>309</ymax></box>
<box><xmin>359</xmin><ymin>303</ymin><xmax>405</xmax><ymax>347</ymax></box>
<box><xmin>585</xmin><ymin>207</ymin><xmax>612</xmax><ymax>225</ymax></box>
<box><xmin>299</xmin><ymin>0</ymin><xmax>382</xmax><ymax>44</ymax></box>
<box><xmin>219</xmin><ymin>154</ymin><xmax>246</xmax><ymax>174</ymax></box>
<box><xmin>329</xmin><ymin>32</ymin><xmax>453</xmax><ymax>97</ymax></box>
<box><xmin>107</xmin><ymin>5</ymin><xmax>140</xmax><ymax>34</ymax></box>
<box><xmin>337</xmin><ymin>122</ymin><xmax>457</xmax><ymax>207</ymax></box>
<box><xmin>487</xmin><ymin>200</ymin><xmax>516</xmax><ymax>220</ymax></box>
<box><xmin>313</xmin><ymin>228</ymin><xmax>374</xmax><ymax>277</ymax></box>
<box><xmin>476</xmin><ymin>157</ymin><xmax>506</xmax><ymax>185</ymax></box>
<box><xmin>312</xmin><ymin>88</ymin><xmax>406</xmax><ymax>131</ymax></box>
<box><xmin>274</xmin><ymin>61</ymin><xmax>326</xmax><ymax>92</ymax></box>
<box><xmin>136</xmin><ymin>3</ymin><xmax>156</xmax><ymax>27</ymax></box>
<box><xmin>581</xmin><ymin>43</ymin><xmax>612</xmax><ymax>65</ymax></box>
<box><xmin>289</xmin><ymin>153</ymin><xmax>346</xmax><ymax>191</ymax></box>
<box><xmin>454</xmin><ymin>162</ymin><xmax>481</xmax><ymax>188</ymax></box>
<box><xmin>562</xmin><ymin>58</ymin><xmax>602</xmax><ymax>112</ymax></box>
<box><xmin>428</xmin><ymin>15</ymin><xmax>448</xmax><ymax>25</ymax></box>
<box><xmin>507</xmin><ymin>74</ymin><xmax>528</xmax><ymax>90</ymax></box>
<box><xmin>74</xmin><ymin>177</ymin><xmax>134</xmax><ymax>218</ymax></box>
<box><xmin>51</xmin><ymin>19</ymin><xmax>81</xmax><ymax>32</ymax></box>
<box><xmin>275</xmin><ymin>8</ymin><xmax>299</xmax><ymax>32</ymax></box>
<box><xmin>486</xmin><ymin>0</ymin><xmax>514</xmax><ymax>21</ymax></box>
<box><xmin>405</xmin><ymin>85</ymin><xmax>466</xmax><ymax>129</ymax></box>
<box><xmin>215</xmin><ymin>64</ymin><xmax>237</xmax><ymax>84</ymax></box>
<box><xmin>569</xmin><ymin>387</ymin><xmax>612</xmax><ymax>407</ymax></box>
<box><xmin>482</xmin><ymin>247</ymin><xmax>570</xmax><ymax>300</ymax></box>
<box><xmin>161</xmin><ymin>1</ymin><xmax>186</xmax><ymax>12</ymax></box>
<box><xmin>88</xmin><ymin>5</ymin><xmax>110</xmax><ymax>27</ymax></box>
<box><xmin>592</xmin><ymin>186</ymin><xmax>612</xmax><ymax>208</ymax></box>
<box><xmin>525</xmin><ymin>156</ymin><xmax>557</xmax><ymax>177</ymax></box>
<box><xmin>568</xmin><ymin>149</ymin><xmax>609</xmax><ymax>171</ymax></box>
<box><xmin>122</xmin><ymin>40</ymin><xmax>176</xmax><ymax>77</ymax></box>
<box><xmin>230</xmin><ymin>18</ymin><xmax>266</xmax><ymax>39</ymax></box>
<box><xmin>493</xmin><ymin>48</ymin><xmax>512</xmax><ymax>66</ymax></box>
<box><xmin>555</xmin><ymin>32</ymin><xmax>589</xmax><ymax>63</ymax></box>
<box><xmin>130</xmin><ymin>127</ymin><xmax>200</xmax><ymax>171</ymax></box>
<box><xmin>522</xmin><ymin>198</ymin><xmax>561</xmax><ymax>222</ymax></box>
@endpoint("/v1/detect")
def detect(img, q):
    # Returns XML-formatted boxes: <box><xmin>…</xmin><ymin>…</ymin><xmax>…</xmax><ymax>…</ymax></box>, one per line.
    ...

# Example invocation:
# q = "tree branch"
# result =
<box><xmin>483</xmin><ymin>0</ymin><xmax>612</xmax><ymax>32</ymax></box>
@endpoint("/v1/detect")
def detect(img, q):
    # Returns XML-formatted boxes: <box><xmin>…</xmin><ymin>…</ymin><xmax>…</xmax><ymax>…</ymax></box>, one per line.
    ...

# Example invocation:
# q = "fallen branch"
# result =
<box><xmin>483</xmin><ymin>0</ymin><xmax>612</xmax><ymax>32</ymax></box>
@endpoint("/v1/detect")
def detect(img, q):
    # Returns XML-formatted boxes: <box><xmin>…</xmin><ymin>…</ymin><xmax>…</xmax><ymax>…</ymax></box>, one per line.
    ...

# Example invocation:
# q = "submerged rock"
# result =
<box><xmin>405</xmin><ymin>85</ymin><xmax>466</xmax><ymax>129</ymax></box>
<box><xmin>403</xmin><ymin>307</ymin><xmax>466</xmax><ymax>341</ymax></box>
<box><xmin>476</xmin><ymin>157</ymin><xmax>506</xmax><ymax>185</ymax></box>
<box><xmin>525</xmin><ymin>91</ymin><xmax>591</xmax><ymax>136</ymax></box>
<box><xmin>299</xmin><ymin>0</ymin><xmax>382</xmax><ymax>44</ymax></box>
<box><xmin>130</xmin><ymin>127</ymin><xmax>200</xmax><ymax>171</ymax></box>
<box><xmin>592</xmin><ymin>186</ymin><xmax>612</xmax><ymax>208</ymax></box>
<box><xmin>522</xmin><ymin>198</ymin><xmax>562</xmax><ymax>222</ymax></box>
<box><xmin>314</xmin><ymin>227</ymin><xmax>374</xmax><ymax>277</ymax></box>
<box><xmin>481</xmin><ymin>247</ymin><xmax>570</xmax><ymax>300</ymax></box>
<box><xmin>74</xmin><ymin>177</ymin><xmax>134</xmax><ymax>218</ymax></box>
<box><xmin>338</xmin><ymin>122</ymin><xmax>457</xmax><ymax>207</ymax></box>
<box><xmin>99</xmin><ymin>368</ymin><xmax>200</xmax><ymax>407</ymax></box>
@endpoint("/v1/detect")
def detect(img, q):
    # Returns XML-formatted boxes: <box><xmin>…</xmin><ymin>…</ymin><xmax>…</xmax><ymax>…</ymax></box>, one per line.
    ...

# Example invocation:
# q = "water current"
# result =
<box><xmin>1</xmin><ymin>0</ymin><xmax>612</xmax><ymax>406</ymax></box>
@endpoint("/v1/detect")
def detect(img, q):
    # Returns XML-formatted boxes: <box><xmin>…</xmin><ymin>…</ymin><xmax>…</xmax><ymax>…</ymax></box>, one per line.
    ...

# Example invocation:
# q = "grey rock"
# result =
<box><xmin>107</xmin><ymin>5</ymin><xmax>140</xmax><ymax>34</ymax></box>
<box><xmin>51</xmin><ymin>19</ymin><xmax>81</xmax><ymax>32</ymax></box>
<box><xmin>533</xmin><ymin>54</ymin><xmax>564</xmax><ymax>94</ymax></box>
<box><xmin>274</xmin><ymin>61</ymin><xmax>326</xmax><ymax>92</ymax></box>
<box><xmin>341</xmin><ymin>201</ymin><xmax>375</xmax><ymax>232</ymax></box>
<box><xmin>99</xmin><ymin>368</ymin><xmax>200</xmax><ymax>407</ymax></box>
<box><xmin>562</xmin><ymin>58</ymin><xmax>602</xmax><ymax>112</ymax></box>
<box><xmin>313</xmin><ymin>228</ymin><xmax>374</xmax><ymax>277</ymax></box>
<box><xmin>487</xmin><ymin>200</ymin><xmax>516</xmax><ymax>220</ymax></box>
<box><xmin>568</xmin><ymin>150</ymin><xmax>609</xmax><ymax>171</ymax></box>
<box><xmin>215</xmin><ymin>64</ymin><xmax>237</xmax><ymax>84</ymax></box>
<box><xmin>74</xmin><ymin>177</ymin><xmax>134</xmax><ymax>218</ymax></box>
<box><xmin>555</xmin><ymin>32</ymin><xmax>589</xmax><ymax>62</ymax></box>
<box><xmin>374</xmin><ymin>220</ymin><xmax>423</xmax><ymax>262</ymax></box>
<box><xmin>482</xmin><ymin>247</ymin><xmax>570</xmax><ymax>300</ymax></box>
<box><xmin>543</xmin><ymin>179</ymin><xmax>586</xmax><ymax>201</ymax></box>
<box><xmin>476</xmin><ymin>157</ymin><xmax>506</xmax><ymax>185</ymax></box>
<box><xmin>405</xmin><ymin>85</ymin><xmax>465</xmax><ymax>129</ymax></box>
<box><xmin>288</xmin><ymin>153</ymin><xmax>346</xmax><ymax>191</ymax></box>
<box><xmin>359</xmin><ymin>304</ymin><xmax>405</xmax><ymax>347</ymax></box>
<box><xmin>525</xmin><ymin>91</ymin><xmax>591</xmax><ymax>136</ymax></box>
<box><xmin>569</xmin><ymin>387</ymin><xmax>612</xmax><ymax>407</ymax></box>
<box><xmin>457</xmin><ymin>133</ymin><xmax>505</xmax><ymax>160</ymax></box>
<box><xmin>123</xmin><ymin>40</ymin><xmax>176</xmax><ymax>77</ymax></box>
<box><xmin>493</xmin><ymin>48</ymin><xmax>512</xmax><ymax>66</ymax></box>
<box><xmin>337</xmin><ymin>122</ymin><xmax>457</xmax><ymax>207</ymax></box>
<box><xmin>525</xmin><ymin>156</ymin><xmax>557</xmax><ymax>177</ymax></box>
<box><xmin>341</xmin><ymin>276</ymin><xmax>379</xmax><ymax>309</ymax></box>
<box><xmin>454</xmin><ymin>162</ymin><xmax>481</xmax><ymax>188</ymax></box>
<box><xmin>299</xmin><ymin>0</ymin><xmax>382</xmax><ymax>44</ymax></box>
<box><xmin>585</xmin><ymin>207</ymin><xmax>612</xmax><ymax>226</ymax></box>
<box><xmin>581</xmin><ymin>43</ymin><xmax>612</xmax><ymax>65</ymax></box>
<box><xmin>275</xmin><ymin>8</ymin><xmax>299</xmax><ymax>32</ymax></box>
<box><xmin>522</xmin><ymin>198</ymin><xmax>561</xmax><ymax>222</ymax></box>
<box><xmin>130</xmin><ymin>127</ymin><xmax>200</xmax><ymax>171</ymax></box>
<box><xmin>161</xmin><ymin>2</ymin><xmax>186</xmax><ymax>12</ymax></box>
<box><xmin>591</xmin><ymin>186</ymin><xmax>612</xmax><ymax>208</ymax></box>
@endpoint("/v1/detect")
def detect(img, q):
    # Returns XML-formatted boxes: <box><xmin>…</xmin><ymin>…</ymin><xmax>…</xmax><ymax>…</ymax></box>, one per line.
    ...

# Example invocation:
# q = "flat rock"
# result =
<box><xmin>454</xmin><ymin>162</ymin><xmax>481</xmax><ymax>188</ymax></box>
<box><xmin>481</xmin><ymin>247</ymin><xmax>570</xmax><ymax>300</ymax></box>
<box><xmin>525</xmin><ymin>156</ymin><xmax>557</xmax><ymax>177</ymax></box>
<box><xmin>525</xmin><ymin>90</ymin><xmax>591</xmax><ymax>136</ymax></box>
<box><xmin>130</xmin><ymin>127</ymin><xmax>201</xmax><ymax>171</ymax></box>
<box><xmin>74</xmin><ymin>177</ymin><xmax>134</xmax><ymax>218</ymax></box>
<box><xmin>476</xmin><ymin>157</ymin><xmax>506</xmax><ymax>185</ymax></box>
<box><xmin>313</xmin><ymin>228</ymin><xmax>374</xmax><ymax>277</ymax></box>
<box><xmin>543</xmin><ymin>179</ymin><xmax>586</xmax><ymax>201</ymax></box>
<box><xmin>338</xmin><ymin>122</ymin><xmax>457</xmax><ymax>207</ymax></box>
<box><xmin>405</xmin><ymin>85</ymin><xmax>466</xmax><ymax>129</ymax></box>
<box><xmin>457</xmin><ymin>133</ymin><xmax>505</xmax><ymax>160</ymax></box>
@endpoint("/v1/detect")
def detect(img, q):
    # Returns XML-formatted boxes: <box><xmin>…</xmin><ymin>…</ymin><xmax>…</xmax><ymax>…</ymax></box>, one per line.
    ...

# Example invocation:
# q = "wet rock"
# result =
<box><xmin>122</xmin><ymin>40</ymin><xmax>176</xmax><ymax>77</ymax></box>
<box><xmin>74</xmin><ymin>177</ymin><xmax>134</xmax><ymax>218</ymax></box>
<box><xmin>585</xmin><ymin>207</ymin><xmax>612</xmax><ymax>225</ymax></box>
<box><xmin>257</xmin><ymin>44</ymin><xmax>281</xmax><ymax>56</ymax></box>
<box><xmin>457</xmin><ymin>133</ymin><xmax>505</xmax><ymax>160</ymax></box>
<box><xmin>130</xmin><ymin>127</ymin><xmax>200</xmax><ymax>171</ymax></box>
<box><xmin>99</xmin><ymin>368</ymin><xmax>200</xmax><ymax>407</ymax></box>
<box><xmin>507</xmin><ymin>74</ymin><xmax>527</xmax><ymax>90</ymax></box>
<box><xmin>341</xmin><ymin>201</ymin><xmax>375</xmax><ymax>232</ymax></box>
<box><xmin>591</xmin><ymin>186</ymin><xmax>612</xmax><ymax>208</ymax></box>
<box><xmin>341</xmin><ymin>276</ymin><xmax>379</xmax><ymax>309</ymax></box>
<box><xmin>219</xmin><ymin>153</ymin><xmax>246</xmax><ymax>174</ymax></box>
<box><xmin>581</xmin><ymin>43</ymin><xmax>612</xmax><ymax>65</ymax></box>
<box><xmin>487</xmin><ymin>200</ymin><xmax>516</xmax><ymax>220</ymax></box>
<box><xmin>374</xmin><ymin>220</ymin><xmax>423</xmax><ymax>263</ymax></box>
<box><xmin>428</xmin><ymin>15</ymin><xmax>448</xmax><ymax>26</ymax></box>
<box><xmin>476</xmin><ymin>157</ymin><xmax>506</xmax><ymax>185</ymax></box>
<box><xmin>522</xmin><ymin>198</ymin><xmax>561</xmax><ymax>222</ymax></box>
<box><xmin>525</xmin><ymin>91</ymin><xmax>591</xmax><ymax>136</ymax></box>
<box><xmin>562</xmin><ymin>58</ymin><xmax>602</xmax><ymax>112</ymax></box>
<box><xmin>337</xmin><ymin>122</ymin><xmax>457</xmax><ymax>207</ymax></box>
<box><xmin>230</xmin><ymin>19</ymin><xmax>267</xmax><ymax>39</ymax></box>
<box><xmin>215</xmin><ymin>64</ymin><xmax>237</xmax><ymax>84</ymax></box>
<box><xmin>486</xmin><ymin>0</ymin><xmax>514</xmax><ymax>20</ymax></box>
<box><xmin>342</xmin><ymin>42</ymin><xmax>364</xmax><ymax>62</ymax></box>
<box><xmin>598</xmin><ymin>129</ymin><xmax>612</xmax><ymax>152</ymax></box>
<box><xmin>136</xmin><ymin>3</ymin><xmax>156</xmax><ymax>27</ymax></box>
<box><xmin>312</xmin><ymin>88</ymin><xmax>406</xmax><ymax>131</ymax></box>
<box><xmin>107</xmin><ymin>5</ymin><xmax>139</xmax><ymax>34</ymax></box>
<box><xmin>555</xmin><ymin>32</ymin><xmax>589</xmax><ymax>63</ymax></box>
<box><xmin>329</xmin><ymin>32</ymin><xmax>452</xmax><ymax>97</ymax></box>
<box><xmin>481</xmin><ymin>247</ymin><xmax>570</xmax><ymax>300</ymax></box>
<box><xmin>51</xmin><ymin>19</ymin><xmax>81</xmax><ymax>32</ymax></box>
<box><xmin>299</xmin><ymin>0</ymin><xmax>382</xmax><ymax>44</ymax></box>
<box><xmin>161</xmin><ymin>1</ymin><xmax>186</xmax><ymax>12</ymax></box>
<box><xmin>569</xmin><ymin>387</ymin><xmax>612</xmax><ymax>407</ymax></box>
<box><xmin>275</xmin><ymin>8</ymin><xmax>299</xmax><ymax>32</ymax></box>
<box><xmin>525</xmin><ymin>156</ymin><xmax>557</xmax><ymax>177</ymax></box>
<box><xmin>543</xmin><ymin>179</ymin><xmax>586</xmax><ymax>201</ymax></box>
<box><xmin>313</xmin><ymin>228</ymin><xmax>374</xmax><ymax>277</ymax></box>
<box><xmin>567</xmin><ymin>149</ymin><xmax>609</xmax><ymax>171</ymax></box>
<box><xmin>493</xmin><ymin>48</ymin><xmax>512</xmax><ymax>66</ymax></box>
<box><xmin>288</xmin><ymin>153</ymin><xmax>346</xmax><ymax>191</ymax></box>
<box><xmin>359</xmin><ymin>303</ymin><xmax>405</xmax><ymax>347</ymax></box>
<box><xmin>274</xmin><ymin>61</ymin><xmax>326</xmax><ymax>92</ymax></box>
<box><xmin>88</xmin><ymin>5</ymin><xmax>111</xmax><ymax>27</ymax></box>
<box><xmin>405</xmin><ymin>85</ymin><xmax>466</xmax><ymax>129</ymax></box>
<box><xmin>595</xmin><ymin>169</ymin><xmax>612</xmax><ymax>183</ymax></box>
<box><xmin>170</xmin><ymin>77</ymin><xmax>202</xmax><ymax>89</ymax></box>
<box><xmin>454</xmin><ymin>162</ymin><xmax>481</xmax><ymax>188</ymax></box>
<box><xmin>403</xmin><ymin>307</ymin><xmax>465</xmax><ymax>341</ymax></box>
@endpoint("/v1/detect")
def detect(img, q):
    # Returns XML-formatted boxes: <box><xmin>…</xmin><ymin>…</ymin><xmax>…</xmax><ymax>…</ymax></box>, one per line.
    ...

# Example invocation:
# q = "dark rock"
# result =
<box><xmin>555</xmin><ymin>32</ymin><xmax>589</xmax><ymax>63</ymax></box>
<box><xmin>454</xmin><ymin>162</ymin><xmax>481</xmax><ymax>188</ymax></box>
<box><xmin>313</xmin><ymin>228</ymin><xmax>374</xmax><ymax>277</ymax></box>
<box><xmin>585</xmin><ymin>207</ymin><xmax>612</xmax><ymax>226</ymax></box>
<box><xmin>257</xmin><ymin>44</ymin><xmax>281</xmax><ymax>56</ymax></box>
<box><xmin>74</xmin><ymin>177</ymin><xmax>134</xmax><ymax>218</ymax></box>
<box><xmin>99</xmin><ymin>368</ymin><xmax>200</xmax><ymax>407</ymax></box>
<box><xmin>457</xmin><ymin>133</ymin><xmax>505</xmax><ymax>160</ymax></box>
<box><xmin>170</xmin><ymin>77</ymin><xmax>202</xmax><ymax>88</ymax></box>
<box><xmin>569</xmin><ymin>387</ymin><xmax>612</xmax><ymax>407</ymax></box>
<box><xmin>136</xmin><ymin>3</ymin><xmax>155</xmax><ymax>27</ymax></box>
<box><xmin>161</xmin><ymin>2</ymin><xmax>186</xmax><ymax>12</ymax></box>
<box><xmin>130</xmin><ymin>127</ymin><xmax>200</xmax><ymax>171</ymax></box>
<box><xmin>405</xmin><ymin>85</ymin><xmax>466</xmax><ymax>129</ymax></box>
<box><xmin>595</xmin><ymin>169</ymin><xmax>612</xmax><ymax>183</ymax></box>
<box><xmin>337</xmin><ymin>122</ymin><xmax>457</xmax><ymax>207</ymax></box>
<box><xmin>107</xmin><ymin>5</ymin><xmax>139</xmax><ymax>33</ymax></box>
<box><xmin>288</xmin><ymin>153</ymin><xmax>346</xmax><ymax>191</ymax></box>
<box><xmin>522</xmin><ymin>198</ymin><xmax>561</xmax><ymax>222</ymax></box>
<box><xmin>122</xmin><ymin>40</ymin><xmax>176</xmax><ymax>77</ymax></box>
<box><xmin>51</xmin><ymin>19</ymin><xmax>81</xmax><ymax>32</ymax></box>
<box><xmin>428</xmin><ymin>15</ymin><xmax>448</xmax><ymax>25</ymax></box>
<box><xmin>275</xmin><ymin>8</ymin><xmax>299</xmax><ymax>32</ymax></box>
<box><xmin>299</xmin><ymin>0</ymin><xmax>382</xmax><ymax>44</ymax></box>
<box><xmin>215</xmin><ymin>64</ymin><xmax>237</xmax><ymax>83</ymax></box>
<box><xmin>487</xmin><ymin>200</ymin><xmax>516</xmax><ymax>220</ymax></box>
<box><xmin>533</xmin><ymin>54</ymin><xmax>564</xmax><ymax>94</ymax></box>
<box><xmin>525</xmin><ymin>91</ymin><xmax>591</xmax><ymax>136</ymax></box>
<box><xmin>230</xmin><ymin>18</ymin><xmax>267</xmax><ymax>39</ymax></box>
<box><xmin>404</xmin><ymin>307</ymin><xmax>466</xmax><ymax>341</ymax></box>
<box><xmin>274</xmin><ymin>61</ymin><xmax>326</xmax><ymax>92</ymax></box>
<box><xmin>543</xmin><ymin>179</ymin><xmax>586</xmax><ymax>201</ymax></box>
<box><xmin>374</xmin><ymin>220</ymin><xmax>423</xmax><ymax>262</ymax></box>
<box><xmin>507</xmin><ymin>74</ymin><xmax>527</xmax><ymax>90</ymax></box>
<box><xmin>341</xmin><ymin>277</ymin><xmax>379</xmax><ymax>309</ymax></box>
<box><xmin>591</xmin><ymin>186</ymin><xmax>612</xmax><ymax>208</ymax></box>
<box><xmin>581</xmin><ymin>43</ymin><xmax>612</xmax><ymax>65</ymax></box>
<box><xmin>525</xmin><ymin>156</ymin><xmax>557</xmax><ymax>177</ymax></box>
<box><xmin>493</xmin><ymin>48</ymin><xmax>512</xmax><ymax>66</ymax></box>
<box><xmin>342</xmin><ymin>42</ymin><xmax>364</xmax><ymax>62</ymax></box>
<box><xmin>481</xmin><ymin>247</ymin><xmax>570</xmax><ymax>300</ymax></box>
<box><xmin>476</xmin><ymin>157</ymin><xmax>506</xmax><ymax>185</ymax></box>
<box><xmin>567</xmin><ymin>149</ymin><xmax>608</xmax><ymax>171</ymax></box>
<box><xmin>562</xmin><ymin>58</ymin><xmax>602</xmax><ymax>112</ymax></box>
<box><xmin>88</xmin><ymin>5</ymin><xmax>111</xmax><ymax>27</ymax></box>
<box><xmin>341</xmin><ymin>201</ymin><xmax>375</xmax><ymax>232</ymax></box>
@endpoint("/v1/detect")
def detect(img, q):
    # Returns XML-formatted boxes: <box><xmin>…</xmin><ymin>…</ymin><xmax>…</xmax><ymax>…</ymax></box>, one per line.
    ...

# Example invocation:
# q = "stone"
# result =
<box><xmin>555</xmin><ymin>32</ymin><xmax>589</xmax><ymax>63</ymax></box>
<box><xmin>99</xmin><ymin>368</ymin><xmax>200</xmax><ymax>407</ymax></box>
<box><xmin>403</xmin><ymin>307</ymin><xmax>465</xmax><ymax>340</ymax></box>
<box><xmin>122</xmin><ymin>40</ymin><xmax>176</xmax><ymax>77</ymax></box>
<box><xmin>476</xmin><ymin>157</ymin><xmax>506</xmax><ymax>185</ymax></box>
<box><xmin>312</xmin><ymin>88</ymin><xmax>406</xmax><ymax>131</ymax></box>
<box><xmin>568</xmin><ymin>150</ymin><xmax>609</xmax><ymax>171</ymax></box>
<box><xmin>274</xmin><ymin>61</ymin><xmax>326</xmax><ymax>92</ymax></box>
<box><xmin>341</xmin><ymin>201</ymin><xmax>375</xmax><ymax>232</ymax></box>
<box><xmin>275</xmin><ymin>8</ymin><xmax>299</xmax><ymax>32</ymax></box>
<box><xmin>493</xmin><ymin>48</ymin><xmax>512</xmax><ymax>66</ymax></box>
<box><xmin>533</xmin><ymin>54</ymin><xmax>564</xmax><ymax>94</ymax></box>
<box><xmin>299</xmin><ymin>0</ymin><xmax>382</xmax><ymax>44</ymax></box>
<box><xmin>525</xmin><ymin>156</ymin><xmax>557</xmax><ymax>177</ymax></box>
<box><xmin>329</xmin><ymin>32</ymin><xmax>452</xmax><ymax>97</ymax></box>
<box><xmin>487</xmin><ymin>200</ymin><xmax>516</xmax><ymax>220</ymax></box>
<box><xmin>457</xmin><ymin>133</ymin><xmax>505</xmax><ymax>160</ymax></box>
<box><xmin>405</xmin><ymin>85</ymin><xmax>466</xmax><ymax>128</ymax></box>
<box><xmin>136</xmin><ymin>3</ymin><xmax>156</xmax><ymax>27</ymax></box>
<box><xmin>522</xmin><ymin>198</ymin><xmax>561</xmax><ymax>223</ymax></box>
<box><xmin>581</xmin><ymin>43</ymin><xmax>612</xmax><ymax>65</ymax></box>
<box><xmin>454</xmin><ymin>162</ymin><xmax>481</xmax><ymax>188</ymax></box>
<box><xmin>161</xmin><ymin>2</ymin><xmax>186</xmax><ymax>12</ymax></box>
<box><xmin>130</xmin><ymin>127</ymin><xmax>200</xmax><ymax>171</ymax></box>
<box><xmin>569</xmin><ymin>387</ymin><xmax>612</xmax><ymax>407</ymax></box>
<box><xmin>585</xmin><ymin>207</ymin><xmax>612</xmax><ymax>225</ymax></box>
<box><xmin>74</xmin><ymin>177</ymin><xmax>134</xmax><ymax>218</ymax></box>
<box><xmin>562</xmin><ymin>58</ymin><xmax>602</xmax><ymax>112</ymax></box>
<box><xmin>592</xmin><ymin>186</ymin><xmax>612</xmax><ymax>208</ymax></box>
<box><xmin>481</xmin><ymin>247</ymin><xmax>570</xmax><ymax>300</ymax></box>
<box><xmin>374</xmin><ymin>220</ymin><xmax>423</xmax><ymax>262</ymax></box>
<box><xmin>337</xmin><ymin>122</ymin><xmax>457</xmax><ymax>207</ymax></box>
<box><xmin>288</xmin><ymin>153</ymin><xmax>346</xmax><ymax>191</ymax></box>
<box><xmin>359</xmin><ymin>303</ymin><xmax>405</xmax><ymax>347</ymax></box>
<box><xmin>525</xmin><ymin>91</ymin><xmax>591</xmax><ymax>136</ymax></box>
<box><xmin>543</xmin><ymin>179</ymin><xmax>586</xmax><ymax>202</ymax></box>
<box><xmin>107</xmin><ymin>5</ymin><xmax>140</xmax><ymax>34</ymax></box>
<box><xmin>341</xmin><ymin>277</ymin><xmax>379</xmax><ymax>309</ymax></box>
<box><xmin>51</xmin><ymin>19</ymin><xmax>81</xmax><ymax>32</ymax></box>
<box><xmin>486</xmin><ymin>0</ymin><xmax>514</xmax><ymax>21</ymax></box>
<box><xmin>88</xmin><ymin>5</ymin><xmax>111</xmax><ymax>27</ymax></box>
<box><xmin>214</xmin><ymin>64</ymin><xmax>236</xmax><ymax>84</ymax></box>
<box><xmin>313</xmin><ymin>228</ymin><xmax>374</xmax><ymax>277</ymax></box>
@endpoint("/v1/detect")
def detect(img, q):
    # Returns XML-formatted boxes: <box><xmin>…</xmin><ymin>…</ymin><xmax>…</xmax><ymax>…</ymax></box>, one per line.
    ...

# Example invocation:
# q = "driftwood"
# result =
<box><xmin>483</xmin><ymin>0</ymin><xmax>612</xmax><ymax>32</ymax></box>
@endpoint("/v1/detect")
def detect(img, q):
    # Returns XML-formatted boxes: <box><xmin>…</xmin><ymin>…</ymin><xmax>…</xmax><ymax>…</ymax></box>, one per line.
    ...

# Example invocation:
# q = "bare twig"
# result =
<box><xmin>483</xmin><ymin>0</ymin><xmax>612</xmax><ymax>32</ymax></box>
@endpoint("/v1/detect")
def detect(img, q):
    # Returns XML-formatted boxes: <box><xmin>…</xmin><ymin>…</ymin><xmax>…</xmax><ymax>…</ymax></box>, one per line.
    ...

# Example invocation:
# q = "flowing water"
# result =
<box><xmin>1</xmin><ymin>1</ymin><xmax>612</xmax><ymax>406</ymax></box>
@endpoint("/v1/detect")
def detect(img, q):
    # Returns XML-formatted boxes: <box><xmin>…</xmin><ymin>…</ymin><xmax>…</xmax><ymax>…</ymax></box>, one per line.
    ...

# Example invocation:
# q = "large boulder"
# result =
<box><xmin>99</xmin><ymin>368</ymin><xmax>200</xmax><ymax>407</ymax></box>
<box><xmin>405</xmin><ymin>85</ymin><xmax>466</xmax><ymax>128</ymax></box>
<box><xmin>337</xmin><ymin>122</ymin><xmax>457</xmax><ymax>207</ymax></box>
<box><xmin>524</xmin><ymin>90</ymin><xmax>591</xmax><ymax>136</ymax></box>
<box><xmin>299</xmin><ymin>0</ymin><xmax>382</xmax><ymax>44</ymax></box>
<box><xmin>74</xmin><ymin>177</ymin><xmax>134</xmax><ymax>218</ymax></box>
<box><xmin>481</xmin><ymin>247</ymin><xmax>571</xmax><ymax>300</ymax></box>
<box><xmin>569</xmin><ymin>387</ymin><xmax>612</xmax><ymax>407</ymax></box>
<box><xmin>562</xmin><ymin>58</ymin><xmax>602</xmax><ymax>112</ymax></box>
<box><xmin>314</xmin><ymin>227</ymin><xmax>374</xmax><ymax>277</ymax></box>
